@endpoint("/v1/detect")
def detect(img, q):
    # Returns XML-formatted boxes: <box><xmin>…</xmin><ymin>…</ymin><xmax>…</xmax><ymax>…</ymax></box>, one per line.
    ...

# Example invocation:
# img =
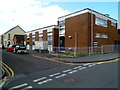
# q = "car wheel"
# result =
<box><xmin>17</xmin><ymin>51</ymin><xmax>19</xmax><ymax>54</ymax></box>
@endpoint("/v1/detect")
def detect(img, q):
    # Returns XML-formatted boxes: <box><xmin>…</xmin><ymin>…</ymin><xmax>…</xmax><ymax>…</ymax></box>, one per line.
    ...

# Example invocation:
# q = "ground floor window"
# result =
<box><xmin>59</xmin><ymin>36</ymin><xmax>65</xmax><ymax>51</ymax></box>
<box><xmin>48</xmin><ymin>35</ymin><xmax>52</xmax><ymax>45</ymax></box>
<box><xmin>93</xmin><ymin>41</ymin><xmax>98</xmax><ymax>47</ymax></box>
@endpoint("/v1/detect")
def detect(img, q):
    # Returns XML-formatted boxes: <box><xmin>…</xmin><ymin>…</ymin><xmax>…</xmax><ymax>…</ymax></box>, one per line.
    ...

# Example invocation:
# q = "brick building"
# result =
<box><xmin>2</xmin><ymin>25</ymin><xmax>25</xmax><ymax>47</ymax></box>
<box><xmin>24</xmin><ymin>25</ymin><xmax>59</xmax><ymax>50</ymax></box>
<box><xmin>25</xmin><ymin>8</ymin><xmax>119</xmax><ymax>52</ymax></box>
<box><xmin>58</xmin><ymin>8</ymin><xmax>119</xmax><ymax>48</ymax></box>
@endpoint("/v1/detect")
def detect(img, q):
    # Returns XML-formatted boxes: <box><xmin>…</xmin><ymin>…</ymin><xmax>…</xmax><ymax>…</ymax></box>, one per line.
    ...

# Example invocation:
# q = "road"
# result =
<box><xmin>1</xmin><ymin>50</ymin><xmax>119</xmax><ymax>89</ymax></box>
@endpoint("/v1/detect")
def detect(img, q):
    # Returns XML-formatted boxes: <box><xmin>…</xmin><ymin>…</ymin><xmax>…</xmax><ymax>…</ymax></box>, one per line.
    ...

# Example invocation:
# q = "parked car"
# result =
<box><xmin>7</xmin><ymin>45</ymin><xmax>16</xmax><ymax>52</ymax></box>
<box><xmin>13</xmin><ymin>45</ymin><xmax>27</xmax><ymax>54</ymax></box>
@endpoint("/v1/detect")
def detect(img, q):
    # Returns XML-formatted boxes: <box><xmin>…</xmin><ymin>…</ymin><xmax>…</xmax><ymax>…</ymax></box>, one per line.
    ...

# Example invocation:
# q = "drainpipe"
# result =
<box><xmin>91</xmin><ymin>9</ymin><xmax>94</xmax><ymax>54</ymax></box>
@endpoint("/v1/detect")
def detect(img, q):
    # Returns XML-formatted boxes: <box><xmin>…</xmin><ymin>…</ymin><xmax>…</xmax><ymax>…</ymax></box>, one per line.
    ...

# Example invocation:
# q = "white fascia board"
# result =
<box><xmin>88</xmin><ymin>10</ymin><xmax>117</xmax><ymax>23</ymax></box>
<box><xmin>58</xmin><ymin>9</ymin><xmax>89</xmax><ymax>21</ymax></box>
<box><xmin>58</xmin><ymin>9</ymin><xmax>117</xmax><ymax>23</ymax></box>
<box><xmin>39</xmin><ymin>34</ymin><xmax>43</xmax><ymax>37</ymax></box>
<box><xmin>48</xmin><ymin>33</ymin><xmax>52</xmax><ymax>35</ymax></box>
<box><xmin>36</xmin><ymin>25</ymin><xmax>59</xmax><ymax>34</ymax></box>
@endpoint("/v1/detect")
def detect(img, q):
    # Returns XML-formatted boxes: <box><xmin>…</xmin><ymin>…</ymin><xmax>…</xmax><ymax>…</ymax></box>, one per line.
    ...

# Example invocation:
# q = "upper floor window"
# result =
<box><xmin>32</xmin><ymin>37</ymin><xmax>35</xmax><ymax>41</ymax></box>
<box><xmin>39</xmin><ymin>36</ymin><xmax>43</xmax><ymax>41</ymax></box>
<box><xmin>95</xmin><ymin>17</ymin><xmax>107</xmax><ymax>27</ymax></box>
<box><xmin>8</xmin><ymin>34</ymin><xmax>10</xmax><ymax>40</ymax></box>
<box><xmin>111</xmin><ymin>22</ymin><xmax>116</xmax><ymax>27</ymax></box>
<box><xmin>59</xmin><ymin>21</ymin><xmax>65</xmax><ymax>30</ymax></box>
<box><xmin>95</xmin><ymin>33</ymin><xmax>108</xmax><ymax>39</ymax></box>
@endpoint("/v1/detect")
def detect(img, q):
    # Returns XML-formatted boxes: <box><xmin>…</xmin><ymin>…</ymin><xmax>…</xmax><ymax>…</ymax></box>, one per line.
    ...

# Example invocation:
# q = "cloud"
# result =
<box><xmin>0</xmin><ymin>0</ymin><xmax>70</xmax><ymax>34</ymax></box>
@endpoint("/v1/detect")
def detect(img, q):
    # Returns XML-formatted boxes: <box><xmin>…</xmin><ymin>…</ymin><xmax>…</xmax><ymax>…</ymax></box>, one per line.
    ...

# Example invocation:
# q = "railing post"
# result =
<box><xmin>88</xmin><ymin>47</ymin><xmax>91</xmax><ymax>55</ymax></box>
<box><xmin>49</xmin><ymin>46</ymin><xmax>51</xmax><ymax>54</ymax></box>
<box><xmin>101</xmin><ymin>45</ymin><xmax>104</xmax><ymax>54</ymax></box>
<box><xmin>74</xmin><ymin>47</ymin><xmax>77</xmax><ymax>57</ymax></box>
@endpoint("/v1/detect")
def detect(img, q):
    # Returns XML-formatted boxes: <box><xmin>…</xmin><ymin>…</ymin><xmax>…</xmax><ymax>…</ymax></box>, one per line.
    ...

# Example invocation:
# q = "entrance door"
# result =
<box><xmin>59</xmin><ymin>36</ymin><xmax>65</xmax><ymax>51</ymax></box>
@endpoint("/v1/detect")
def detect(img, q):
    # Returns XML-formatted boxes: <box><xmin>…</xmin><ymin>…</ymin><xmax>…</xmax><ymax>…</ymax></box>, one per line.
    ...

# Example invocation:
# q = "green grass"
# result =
<box><xmin>56</xmin><ymin>52</ymin><xmax>102</xmax><ymax>57</ymax></box>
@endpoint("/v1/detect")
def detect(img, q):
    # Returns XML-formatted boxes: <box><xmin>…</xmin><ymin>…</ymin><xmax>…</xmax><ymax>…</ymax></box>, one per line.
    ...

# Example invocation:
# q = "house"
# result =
<box><xmin>2</xmin><ymin>25</ymin><xmax>25</xmax><ymax>47</ymax></box>
<box><xmin>25</xmin><ymin>8</ymin><xmax>120</xmax><ymax>53</ymax></box>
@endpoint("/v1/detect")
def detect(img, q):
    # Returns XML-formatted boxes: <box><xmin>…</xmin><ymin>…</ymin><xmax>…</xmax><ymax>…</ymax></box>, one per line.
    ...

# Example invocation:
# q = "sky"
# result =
<box><xmin>0</xmin><ymin>0</ymin><xmax>119</xmax><ymax>35</ymax></box>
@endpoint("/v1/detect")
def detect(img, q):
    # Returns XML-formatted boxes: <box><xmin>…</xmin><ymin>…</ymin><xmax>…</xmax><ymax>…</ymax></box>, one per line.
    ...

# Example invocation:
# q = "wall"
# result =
<box><xmin>3</xmin><ymin>26</ymin><xmax>25</xmax><ymax>47</ymax></box>
<box><xmin>65</xmin><ymin>12</ymin><xmax>90</xmax><ymax>48</ymax></box>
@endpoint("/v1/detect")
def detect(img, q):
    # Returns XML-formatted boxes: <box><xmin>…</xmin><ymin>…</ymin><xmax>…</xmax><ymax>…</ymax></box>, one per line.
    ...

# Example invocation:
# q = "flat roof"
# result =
<box><xmin>58</xmin><ymin>8</ymin><xmax>117</xmax><ymax>23</ymax></box>
<box><xmin>26</xmin><ymin>25</ymin><xmax>58</xmax><ymax>33</ymax></box>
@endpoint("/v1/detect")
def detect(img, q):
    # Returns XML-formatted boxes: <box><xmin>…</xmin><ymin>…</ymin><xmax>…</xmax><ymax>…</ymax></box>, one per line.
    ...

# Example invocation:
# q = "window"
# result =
<box><xmin>95</xmin><ymin>17</ymin><xmax>107</xmax><ymax>27</ymax></box>
<box><xmin>33</xmin><ymin>42</ymin><xmax>35</xmax><ymax>45</ymax></box>
<box><xmin>95</xmin><ymin>33</ymin><xmax>108</xmax><ymax>38</ymax></box>
<box><xmin>48</xmin><ymin>35</ymin><xmax>52</xmax><ymax>45</ymax></box>
<box><xmin>111</xmin><ymin>22</ymin><xmax>116</xmax><ymax>27</ymax></box>
<box><xmin>8</xmin><ymin>34</ymin><xmax>10</xmax><ymax>40</ymax></box>
<box><xmin>32</xmin><ymin>37</ymin><xmax>35</xmax><ymax>41</ymax></box>
<box><xmin>39</xmin><ymin>36</ymin><xmax>43</xmax><ymax>41</ymax></box>
<box><xmin>59</xmin><ymin>21</ymin><xmax>65</xmax><ymax>30</ymax></box>
<box><xmin>93</xmin><ymin>41</ymin><xmax>98</xmax><ymax>47</ymax></box>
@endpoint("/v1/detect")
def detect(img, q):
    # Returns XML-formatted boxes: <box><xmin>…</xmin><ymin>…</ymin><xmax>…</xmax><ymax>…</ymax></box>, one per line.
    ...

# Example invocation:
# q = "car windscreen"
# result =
<box><xmin>12</xmin><ymin>45</ymin><xmax>16</xmax><ymax>47</ymax></box>
<box><xmin>19</xmin><ymin>46</ymin><xmax>26</xmax><ymax>50</ymax></box>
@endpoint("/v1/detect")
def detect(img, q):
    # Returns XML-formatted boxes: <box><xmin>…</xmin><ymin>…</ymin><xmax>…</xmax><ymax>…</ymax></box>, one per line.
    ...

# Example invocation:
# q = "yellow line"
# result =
<box><xmin>0</xmin><ymin>63</ymin><xmax>11</xmax><ymax>77</ymax></box>
<box><xmin>0</xmin><ymin>61</ymin><xmax>14</xmax><ymax>77</ymax></box>
<box><xmin>0</xmin><ymin>61</ymin><xmax>14</xmax><ymax>82</ymax></box>
<box><xmin>31</xmin><ymin>54</ymin><xmax>120</xmax><ymax>65</ymax></box>
<box><xmin>32</xmin><ymin>55</ymin><xmax>77</xmax><ymax>65</ymax></box>
<box><xmin>0</xmin><ymin>63</ymin><xmax>10</xmax><ymax>82</ymax></box>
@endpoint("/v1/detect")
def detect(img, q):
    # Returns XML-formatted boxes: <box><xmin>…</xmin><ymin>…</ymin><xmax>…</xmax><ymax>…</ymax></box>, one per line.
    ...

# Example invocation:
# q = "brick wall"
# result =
<box><xmin>24</xmin><ymin>34</ymin><xmax>27</xmax><ymax>46</ymax></box>
<box><xmin>43</xmin><ymin>30</ymin><xmax>47</xmax><ymax>41</ymax></box>
<box><xmin>52</xmin><ymin>28</ymin><xmax>59</xmax><ymax>47</ymax></box>
<box><xmin>29</xmin><ymin>33</ymin><xmax>32</xmax><ymax>49</ymax></box>
<box><xmin>65</xmin><ymin>13</ymin><xmax>90</xmax><ymax>48</ymax></box>
<box><xmin>35</xmin><ymin>32</ymin><xmax>39</xmax><ymax>41</ymax></box>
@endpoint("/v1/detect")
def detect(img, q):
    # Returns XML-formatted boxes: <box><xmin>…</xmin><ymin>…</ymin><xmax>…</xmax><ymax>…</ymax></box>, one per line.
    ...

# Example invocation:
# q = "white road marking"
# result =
<box><xmin>9</xmin><ymin>83</ymin><xmax>28</xmax><ymax>90</ymax></box>
<box><xmin>38</xmin><ymin>79</ymin><xmax>52</xmax><ymax>85</ymax></box>
<box><xmin>62</xmin><ymin>69</ymin><xmax>72</xmax><ymax>73</ymax></box>
<box><xmin>88</xmin><ymin>64</ymin><xmax>96</xmax><ymax>67</ymax></box>
<box><xmin>21</xmin><ymin>86</ymin><xmax>33</xmax><ymax>90</ymax></box>
<box><xmin>74</xmin><ymin>66</ymin><xmax>82</xmax><ymax>69</ymax></box>
<box><xmin>49</xmin><ymin>73</ymin><xmax>60</xmax><ymax>77</ymax></box>
<box><xmin>33</xmin><ymin>77</ymin><xmax>47</xmax><ymax>82</ymax></box>
<box><xmin>83</xmin><ymin>64</ymin><xmax>90</xmax><ymax>66</ymax></box>
<box><xmin>68</xmin><ymin>70</ymin><xmax>78</xmax><ymax>74</ymax></box>
<box><xmin>55</xmin><ymin>74</ymin><xmax>66</xmax><ymax>79</ymax></box>
<box><xmin>79</xmin><ymin>67</ymin><xmax>86</xmax><ymax>70</ymax></box>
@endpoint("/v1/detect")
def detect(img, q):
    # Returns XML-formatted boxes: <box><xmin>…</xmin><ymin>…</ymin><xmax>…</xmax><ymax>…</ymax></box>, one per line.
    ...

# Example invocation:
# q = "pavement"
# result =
<box><xmin>28</xmin><ymin>50</ymin><xmax>119</xmax><ymax>63</ymax></box>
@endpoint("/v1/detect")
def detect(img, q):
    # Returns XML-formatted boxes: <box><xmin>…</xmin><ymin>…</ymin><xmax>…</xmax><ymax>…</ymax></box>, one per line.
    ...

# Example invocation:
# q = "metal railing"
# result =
<box><xmin>48</xmin><ymin>45</ymin><xmax>119</xmax><ymax>57</ymax></box>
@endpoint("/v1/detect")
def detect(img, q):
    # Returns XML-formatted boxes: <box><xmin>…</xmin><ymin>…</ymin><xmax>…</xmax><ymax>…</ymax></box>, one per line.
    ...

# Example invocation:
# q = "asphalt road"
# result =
<box><xmin>2</xmin><ymin>50</ymin><xmax>67</xmax><ymax>75</ymax></box>
<box><xmin>2</xmin><ymin>49</ymin><xmax>119</xmax><ymax>89</ymax></box>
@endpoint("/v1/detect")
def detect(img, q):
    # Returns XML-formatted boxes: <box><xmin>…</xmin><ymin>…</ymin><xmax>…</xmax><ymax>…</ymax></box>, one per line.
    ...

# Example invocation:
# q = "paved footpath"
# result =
<box><xmin>29</xmin><ymin>50</ymin><xmax>119</xmax><ymax>63</ymax></box>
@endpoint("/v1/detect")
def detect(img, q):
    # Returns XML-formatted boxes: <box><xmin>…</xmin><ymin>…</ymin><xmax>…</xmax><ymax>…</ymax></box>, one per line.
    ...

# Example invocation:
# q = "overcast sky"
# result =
<box><xmin>0</xmin><ymin>0</ymin><xmax>119</xmax><ymax>35</ymax></box>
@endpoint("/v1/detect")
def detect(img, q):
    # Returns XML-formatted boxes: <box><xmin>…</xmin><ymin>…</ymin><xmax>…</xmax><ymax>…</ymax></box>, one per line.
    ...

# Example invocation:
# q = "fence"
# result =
<box><xmin>48</xmin><ymin>45</ymin><xmax>119</xmax><ymax>57</ymax></box>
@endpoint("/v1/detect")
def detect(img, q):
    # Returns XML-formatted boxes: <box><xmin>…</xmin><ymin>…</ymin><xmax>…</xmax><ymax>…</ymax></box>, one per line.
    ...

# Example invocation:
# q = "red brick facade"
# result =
<box><xmin>52</xmin><ymin>28</ymin><xmax>59</xmax><ymax>47</ymax></box>
<box><xmin>65</xmin><ymin>12</ymin><xmax>119</xmax><ymax>48</ymax></box>
<box><xmin>43</xmin><ymin>30</ymin><xmax>47</xmax><ymax>41</ymax></box>
<box><xmin>35</xmin><ymin>32</ymin><xmax>39</xmax><ymax>41</ymax></box>
<box><xmin>29</xmin><ymin>33</ymin><xmax>32</xmax><ymax>49</ymax></box>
